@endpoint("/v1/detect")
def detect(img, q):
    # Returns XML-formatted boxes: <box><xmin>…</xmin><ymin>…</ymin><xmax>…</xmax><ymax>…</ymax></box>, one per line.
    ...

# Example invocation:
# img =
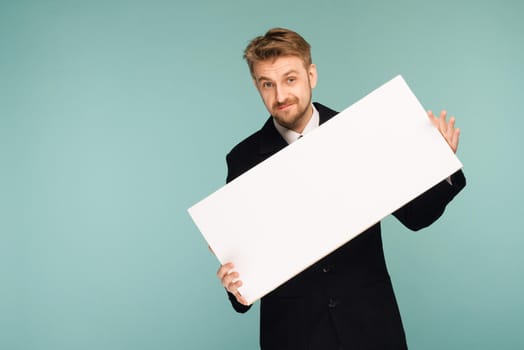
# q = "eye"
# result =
<box><xmin>287</xmin><ymin>77</ymin><xmax>296</xmax><ymax>84</ymax></box>
<box><xmin>262</xmin><ymin>81</ymin><xmax>273</xmax><ymax>89</ymax></box>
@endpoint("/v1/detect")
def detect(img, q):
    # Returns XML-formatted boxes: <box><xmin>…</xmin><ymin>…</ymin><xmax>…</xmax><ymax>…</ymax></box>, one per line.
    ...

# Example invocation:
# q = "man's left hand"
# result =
<box><xmin>428</xmin><ymin>110</ymin><xmax>460</xmax><ymax>153</ymax></box>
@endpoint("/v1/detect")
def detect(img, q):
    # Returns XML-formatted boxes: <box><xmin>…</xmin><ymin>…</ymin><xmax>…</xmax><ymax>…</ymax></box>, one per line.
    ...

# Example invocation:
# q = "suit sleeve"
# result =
<box><xmin>226</xmin><ymin>291</ymin><xmax>252</xmax><ymax>313</ymax></box>
<box><xmin>393</xmin><ymin>170</ymin><xmax>466</xmax><ymax>231</ymax></box>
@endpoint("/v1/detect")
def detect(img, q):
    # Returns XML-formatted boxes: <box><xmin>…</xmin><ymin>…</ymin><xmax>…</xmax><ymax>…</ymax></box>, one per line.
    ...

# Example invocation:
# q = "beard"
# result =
<box><xmin>272</xmin><ymin>95</ymin><xmax>312</xmax><ymax>132</ymax></box>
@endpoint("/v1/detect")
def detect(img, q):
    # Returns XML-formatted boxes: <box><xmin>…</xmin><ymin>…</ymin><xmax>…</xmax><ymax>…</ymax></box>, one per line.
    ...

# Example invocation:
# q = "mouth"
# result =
<box><xmin>277</xmin><ymin>103</ymin><xmax>294</xmax><ymax>111</ymax></box>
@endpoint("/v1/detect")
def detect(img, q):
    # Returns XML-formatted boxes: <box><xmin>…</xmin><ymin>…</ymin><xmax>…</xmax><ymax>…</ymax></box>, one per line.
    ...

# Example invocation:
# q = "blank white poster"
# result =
<box><xmin>188</xmin><ymin>75</ymin><xmax>463</xmax><ymax>305</ymax></box>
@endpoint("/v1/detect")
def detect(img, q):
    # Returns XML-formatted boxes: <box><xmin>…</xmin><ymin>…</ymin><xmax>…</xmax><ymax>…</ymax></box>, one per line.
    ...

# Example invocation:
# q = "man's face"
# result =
<box><xmin>252</xmin><ymin>56</ymin><xmax>317</xmax><ymax>133</ymax></box>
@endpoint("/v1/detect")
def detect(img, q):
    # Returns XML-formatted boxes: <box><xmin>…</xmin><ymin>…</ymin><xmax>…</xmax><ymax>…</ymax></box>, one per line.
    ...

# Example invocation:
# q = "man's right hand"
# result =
<box><xmin>217</xmin><ymin>262</ymin><xmax>249</xmax><ymax>306</ymax></box>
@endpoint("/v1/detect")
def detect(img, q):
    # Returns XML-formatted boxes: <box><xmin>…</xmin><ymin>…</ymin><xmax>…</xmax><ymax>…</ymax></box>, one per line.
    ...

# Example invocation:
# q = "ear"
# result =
<box><xmin>308</xmin><ymin>64</ymin><xmax>318</xmax><ymax>89</ymax></box>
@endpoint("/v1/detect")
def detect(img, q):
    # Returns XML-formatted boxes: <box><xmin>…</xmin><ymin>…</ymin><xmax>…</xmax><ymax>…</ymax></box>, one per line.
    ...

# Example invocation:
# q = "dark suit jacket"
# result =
<box><xmin>225</xmin><ymin>103</ymin><xmax>466</xmax><ymax>350</ymax></box>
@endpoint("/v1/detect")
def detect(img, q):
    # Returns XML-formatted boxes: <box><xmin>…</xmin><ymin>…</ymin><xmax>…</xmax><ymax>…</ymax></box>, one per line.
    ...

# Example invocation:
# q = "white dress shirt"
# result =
<box><xmin>273</xmin><ymin>104</ymin><xmax>320</xmax><ymax>144</ymax></box>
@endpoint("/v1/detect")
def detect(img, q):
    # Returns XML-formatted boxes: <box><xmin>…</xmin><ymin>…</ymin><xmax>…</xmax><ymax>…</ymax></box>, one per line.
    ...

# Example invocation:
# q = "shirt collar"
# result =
<box><xmin>273</xmin><ymin>104</ymin><xmax>320</xmax><ymax>144</ymax></box>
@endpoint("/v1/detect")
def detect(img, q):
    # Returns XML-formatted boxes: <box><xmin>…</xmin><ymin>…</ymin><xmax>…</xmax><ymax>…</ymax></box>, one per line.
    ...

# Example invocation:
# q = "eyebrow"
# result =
<box><xmin>257</xmin><ymin>70</ymin><xmax>300</xmax><ymax>83</ymax></box>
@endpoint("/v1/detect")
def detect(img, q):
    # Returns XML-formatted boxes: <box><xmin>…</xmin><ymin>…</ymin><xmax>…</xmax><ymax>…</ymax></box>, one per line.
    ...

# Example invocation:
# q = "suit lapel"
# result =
<box><xmin>258</xmin><ymin>117</ymin><xmax>288</xmax><ymax>156</ymax></box>
<box><xmin>315</xmin><ymin>102</ymin><xmax>339</xmax><ymax>126</ymax></box>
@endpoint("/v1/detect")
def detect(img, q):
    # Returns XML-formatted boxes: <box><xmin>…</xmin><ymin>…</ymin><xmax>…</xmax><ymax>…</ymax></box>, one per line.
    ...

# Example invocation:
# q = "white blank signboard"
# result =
<box><xmin>188</xmin><ymin>75</ymin><xmax>463</xmax><ymax>305</ymax></box>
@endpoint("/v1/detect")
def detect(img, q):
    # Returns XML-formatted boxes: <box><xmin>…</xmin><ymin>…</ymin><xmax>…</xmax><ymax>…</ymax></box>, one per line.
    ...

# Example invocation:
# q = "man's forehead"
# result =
<box><xmin>253</xmin><ymin>56</ymin><xmax>307</xmax><ymax>79</ymax></box>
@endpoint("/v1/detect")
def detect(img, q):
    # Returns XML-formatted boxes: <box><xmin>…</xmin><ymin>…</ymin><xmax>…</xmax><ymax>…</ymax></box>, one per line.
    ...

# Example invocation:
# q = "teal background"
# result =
<box><xmin>1</xmin><ymin>0</ymin><xmax>523</xmax><ymax>349</ymax></box>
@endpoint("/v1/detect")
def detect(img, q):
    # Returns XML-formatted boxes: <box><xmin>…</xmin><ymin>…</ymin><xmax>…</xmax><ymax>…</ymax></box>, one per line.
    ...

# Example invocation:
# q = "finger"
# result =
<box><xmin>446</xmin><ymin>116</ymin><xmax>456</xmax><ymax>142</ymax></box>
<box><xmin>217</xmin><ymin>262</ymin><xmax>234</xmax><ymax>280</ymax></box>
<box><xmin>451</xmin><ymin>128</ymin><xmax>460</xmax><ymax>153</ymax></box>
<box><xmin>222</xmin><ymin>271</ymin><xmax>240</xmax><ymax>289</ymax></box>
<box><xmin>226</xmin><ymin>277</ymin><xmax>243</xmax><ymax>294</ymax></box>
<box><xmin>236</xmin><ymin>292</ymin><xmax>249</xmax><ymax>306</ymax></box>
<box><xmin>439</xmin><ymin>110</ymin><xmax>448</xmax><ymax>135</ymax></box>
<box><xmin>427</xmin><ymin>110</ymin><xmax>438</xmax><ymax>127</ymax></box>
<box><xmin>445</xmin><ymin>116</ymin><xmax>460</xmax><ymax>153</ymax></box>
<box><xmin>230</xmin><ymin>278</ymin><xmax>242</xmax><ymax>291</ymax></box>
<box><xmin>220</xmin><ymin>268</ymin><xmax>238</xmax><ymax>286</ymax></box>
<box><xmin>216</xmin><ymin>263</ymin><xmax>230</xmax><ymax>280</ymax></box>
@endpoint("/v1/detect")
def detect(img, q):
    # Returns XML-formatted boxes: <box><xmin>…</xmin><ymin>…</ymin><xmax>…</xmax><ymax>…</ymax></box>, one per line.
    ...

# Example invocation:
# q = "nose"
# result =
<box><xmin>275</xmin><ymin>83</ymin><xmax>287</xmax><ymax>103</ymax></box>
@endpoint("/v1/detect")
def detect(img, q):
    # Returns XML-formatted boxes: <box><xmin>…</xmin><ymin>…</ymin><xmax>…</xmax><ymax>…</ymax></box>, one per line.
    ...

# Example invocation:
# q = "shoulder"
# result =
<box><xmin>226</xmin><ymin>124</ymin><xmax>265</xmax><ymax>162</ymax></box>
<box><xmin>225</xmin><ymin>118</ymin><xmax>274</xmax><ymax>182</ymax></box>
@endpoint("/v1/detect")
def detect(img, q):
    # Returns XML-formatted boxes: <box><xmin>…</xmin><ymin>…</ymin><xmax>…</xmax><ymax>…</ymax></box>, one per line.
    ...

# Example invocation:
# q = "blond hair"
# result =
<box><xmin>243</xmin><ymin>28</ymin><xmax>312</xmax><ymax>76</ymax></box>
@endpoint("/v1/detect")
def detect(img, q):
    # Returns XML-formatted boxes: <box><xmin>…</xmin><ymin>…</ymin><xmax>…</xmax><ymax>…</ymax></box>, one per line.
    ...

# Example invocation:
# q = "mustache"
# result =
<box><xmin>274</xmin><ymin>97</ymin><xmax>298</xmax><ymax>109</ymax></box>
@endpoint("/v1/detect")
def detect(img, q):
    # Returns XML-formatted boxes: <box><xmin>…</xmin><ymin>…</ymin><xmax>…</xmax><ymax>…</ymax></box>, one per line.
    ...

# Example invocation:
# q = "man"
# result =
<box><xmin>216</xmin><ymin>28</ymin><xmax>466</xmax><ymax>349</ymax></box>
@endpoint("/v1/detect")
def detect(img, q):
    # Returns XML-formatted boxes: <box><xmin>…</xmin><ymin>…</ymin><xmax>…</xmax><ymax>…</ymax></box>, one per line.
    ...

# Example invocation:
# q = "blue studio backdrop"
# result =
<box><xmin>1</xmin><ymin>1</ymin><xmax>523</xmax><ymax>349</ymax></box>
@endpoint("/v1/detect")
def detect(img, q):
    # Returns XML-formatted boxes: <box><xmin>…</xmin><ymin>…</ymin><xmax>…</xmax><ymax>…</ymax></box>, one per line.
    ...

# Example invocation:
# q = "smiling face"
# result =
<box><xmin>252</xmin><ymin>55</ymin><xmax>317</xmax><ymax>133</ymax></box>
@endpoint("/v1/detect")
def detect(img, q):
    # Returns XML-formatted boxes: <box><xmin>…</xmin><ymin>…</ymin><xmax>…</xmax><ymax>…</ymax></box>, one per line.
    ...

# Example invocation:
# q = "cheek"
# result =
<box><xmin>295</xmin><ymin>86</ymin><xmax>309</xmax><ymax>101</ymax></box>
<box><xmin>260</xmin><ymin>92</ymin><xmax>274</xmax><ymax>107</ymax></box>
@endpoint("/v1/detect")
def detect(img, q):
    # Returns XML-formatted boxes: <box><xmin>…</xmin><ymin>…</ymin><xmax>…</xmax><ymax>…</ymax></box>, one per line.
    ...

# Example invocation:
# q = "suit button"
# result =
<box><xmin>328</xmin><ymin>298</ymin><xmax>339</xmax><ymax>308</ymax></box>
<box><xmin>322</xmin><ymin>264</ymin><xmax>334</xmax><ymax>273</ymax></box>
